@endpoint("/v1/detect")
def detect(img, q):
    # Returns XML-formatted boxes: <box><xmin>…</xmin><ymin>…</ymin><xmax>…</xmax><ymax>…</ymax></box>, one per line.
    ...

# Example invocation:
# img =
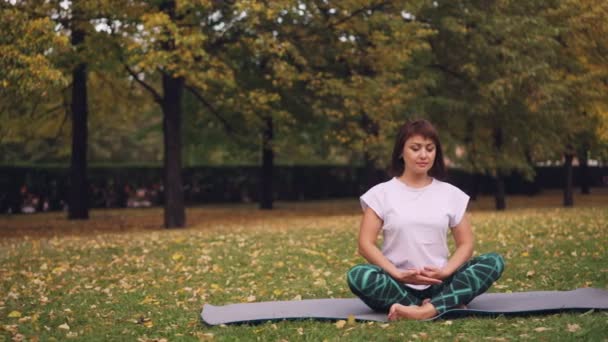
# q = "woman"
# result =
<box><xmin>347</xmin><ymin>119</ymin><xmax>504</xmax><ymax>320</ymax></box>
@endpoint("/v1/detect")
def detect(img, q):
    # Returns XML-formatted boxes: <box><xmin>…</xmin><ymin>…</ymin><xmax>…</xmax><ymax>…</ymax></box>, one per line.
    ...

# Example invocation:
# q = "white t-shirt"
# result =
<box><xmin>360</xmin><ymin>177</ymin><xmax>470</xmax><ymax>290</ymax></box>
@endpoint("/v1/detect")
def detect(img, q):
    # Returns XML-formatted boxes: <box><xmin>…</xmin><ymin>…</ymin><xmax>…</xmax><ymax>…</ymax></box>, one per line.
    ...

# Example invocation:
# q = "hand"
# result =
<box><xmin>391</xmin><ymin>269</ymin><xmax>442</xmax><ymax>285</ymax></box>
<box><xmin>420</xmin><ymin>266</ymin><xmax>448</xmax><ymax>280</ymax></box>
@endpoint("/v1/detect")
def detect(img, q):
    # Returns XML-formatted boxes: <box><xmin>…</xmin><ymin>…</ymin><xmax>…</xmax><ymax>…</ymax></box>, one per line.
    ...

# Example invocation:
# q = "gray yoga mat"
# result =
<box><xmin>201</xmin><ymin>288</ymin><xmax>608</xmax><ymax>325</ymax></box>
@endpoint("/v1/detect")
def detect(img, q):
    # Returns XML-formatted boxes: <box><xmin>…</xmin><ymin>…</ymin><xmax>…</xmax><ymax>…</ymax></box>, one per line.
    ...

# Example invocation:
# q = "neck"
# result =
<box><xmin>398</xmin><ymin>172</ymin><xmax>432</xmax><ymax>188</ymax></box>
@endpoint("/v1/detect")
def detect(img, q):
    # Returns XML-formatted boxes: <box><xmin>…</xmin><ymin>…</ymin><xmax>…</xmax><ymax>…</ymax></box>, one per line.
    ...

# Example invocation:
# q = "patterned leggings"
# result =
<box><xmin>347</xmin><ymin>253</ymin><xmax>505</xmax><ymax>314</ymax></box>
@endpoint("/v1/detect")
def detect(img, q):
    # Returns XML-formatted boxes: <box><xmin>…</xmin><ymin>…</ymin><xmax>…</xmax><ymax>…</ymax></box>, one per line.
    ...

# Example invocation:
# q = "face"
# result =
<box><xmin>402</xmin><ymin>134</ymin><xmax>436</xmax><ymax>176</ymax></box>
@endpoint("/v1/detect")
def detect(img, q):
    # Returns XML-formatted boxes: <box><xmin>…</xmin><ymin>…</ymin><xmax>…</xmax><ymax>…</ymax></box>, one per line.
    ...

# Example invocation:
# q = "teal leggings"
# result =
<box><xmin>347</xmin><ymin>253</ymin><xmax>505</xmax><ymax>314</ymax></box>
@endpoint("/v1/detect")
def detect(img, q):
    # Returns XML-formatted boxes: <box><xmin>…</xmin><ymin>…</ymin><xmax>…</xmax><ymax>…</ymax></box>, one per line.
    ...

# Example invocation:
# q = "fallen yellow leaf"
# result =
<box><xmin>335</xmin><ymin>320</ymin><xmax>346</xmax><ymax>329</ymax></box>
<box><xmin>567</xmin><ymin>323</ymin><xmax>580</xmax><ymax>332</ymax></box>
<box><xmin>172</xmin><ymin>252</ymin><xmax>184</xmax><ymax>261</ymax></box>
<box><xmin>8</xmin><ymin>311</ymin><xmax>21</xmax><ymax>318</ymax></box>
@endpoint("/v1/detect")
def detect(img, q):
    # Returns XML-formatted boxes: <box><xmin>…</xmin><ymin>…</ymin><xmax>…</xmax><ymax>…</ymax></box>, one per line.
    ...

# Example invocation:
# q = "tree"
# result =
<box><xmin>275</xmin><ymin>1</ymin><xmax>434</xmax><ymax>185</ymax></box>
<box><xmin>547</xmin><ymin>0</ymin><xmax>608</xmax><ymax>202</ymax></box>
<box><xmin>411</xmin><ymin>0</ymin><xmax>570</xmax><ymax>210</ymax></box>
<box><xmin>0</xmin><ymin>3</ymin><xmax>68</xmax><ymax>162</ymax></box>
<box><xmin>110</xmin><ymin>0</ymin><xmax>264</xmax><ymax>226</ymax></box>
<box><xmin>68</xmin><ymin>1</ymin><xmax>90</xmax><ymax>219</ymax></box>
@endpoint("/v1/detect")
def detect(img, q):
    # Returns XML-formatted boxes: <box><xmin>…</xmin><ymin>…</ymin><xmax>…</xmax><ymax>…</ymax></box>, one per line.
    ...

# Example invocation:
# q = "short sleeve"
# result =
<box><xmin>448</xmin><ymin>187</ymin><xmax>470</xmax><ymax>228</ymax></box>
<box><xmin>360</xmin><ymin>184</ymin><xmax>385</xmax><ymax>220</ymax></box>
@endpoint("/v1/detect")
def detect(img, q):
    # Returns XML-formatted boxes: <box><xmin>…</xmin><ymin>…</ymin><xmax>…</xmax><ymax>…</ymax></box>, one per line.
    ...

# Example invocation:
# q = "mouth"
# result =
<box><xmin>416</xmin><ymin>162</ymin><xmax>429</xmax><ymax>167</ymax></box>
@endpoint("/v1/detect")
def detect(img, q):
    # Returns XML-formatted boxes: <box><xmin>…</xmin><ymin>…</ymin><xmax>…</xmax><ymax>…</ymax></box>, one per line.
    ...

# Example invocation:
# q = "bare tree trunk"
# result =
<box><xmin>495</xmin><ymin>172</ymin><xmax>506</xmax><ymax>210</ymax></box>
<box><xmin>360</xmin><ymin>112</ymin><xmax>380</xmax><ymax>191</ymax></box>
<box><xmin>493</xmin><ymin>127</ymin><xmax>506</xmax><ymax>210</ymax></box>
<box><xmin>68</xmin><ymin>18</ymin><xmax>89</xmax><ymax>220</ymax></box>
<box><xmin>563</xmin><ymin>150</ymin><xmax>574</xmax><ymax>207</ymax></box>
<box><xmin>161</xmin><ymin>73</ymin><xmax>186</xmax><ymax>228</ymax></box>
<box><xmin>578</xmin><ymin>146</ymin><xmax>590</xmax><ymax>194</ymax></box>
<box><xmin>260</xmin><ymin>116</ymin><xmax>274</xmax><ymax>210</ymax></box>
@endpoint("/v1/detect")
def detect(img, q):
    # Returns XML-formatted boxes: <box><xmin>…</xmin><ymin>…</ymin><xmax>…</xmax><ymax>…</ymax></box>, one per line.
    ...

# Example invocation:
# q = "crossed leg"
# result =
<box><xmin>348</xmin><ymin>253</ymin><xmax>505</xmax><ymax>320</ymax></box>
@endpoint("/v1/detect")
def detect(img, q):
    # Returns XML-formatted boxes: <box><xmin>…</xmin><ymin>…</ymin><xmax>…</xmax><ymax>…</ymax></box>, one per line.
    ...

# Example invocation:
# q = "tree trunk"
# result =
<box><xmin>360</xmin><ymin>112</ymin><xmax>380</xmax><ymax>191</ymax></box>
<box><xmin>563</xmin><ymin>151</ymin><xmax>574</xmax><ymax>207</ymax></box>
<box><xmin>493</xmin><ymin>127</ymin><xmax>506</xmax><ymax>210</ymax></box>
<box><xmin>161</xmin><ymin>73</ymin><xmax>185</xmax><ymax>228</ymax></box>
<box><xmin>579</xmin><ymin>147</ymin><xmax>590</xmax><ymax>194</ymax></box>
<box><xmin>495</xmin><ymin>172</ymin><xmax>506</xmax><ymax>210</ymax></box>
<box><xmin>468</xmin><ymin>173</ymin><xmax>479</xmax><ymax>201</ymax></box>
<box><xmin>68</xmin><ymin>21</ymin><xmax>89</xmax><ymax>220</ymax></box>
<box><xmin>362</xmin><ymin>152</ymin><xmax>377</xmax><ymax>190</ymax></box>
<box><xmin>260</xmin><ymin>116</ymin><xmax>274</xmax><ymax>210</ymax></box>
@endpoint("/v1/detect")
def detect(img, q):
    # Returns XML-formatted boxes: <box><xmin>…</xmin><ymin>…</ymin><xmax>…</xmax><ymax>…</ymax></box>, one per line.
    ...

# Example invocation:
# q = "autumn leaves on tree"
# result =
<box><xmin>1</xmin><ymin>0</ymin><xmax>607</xmax><ymax>225</ymax></box>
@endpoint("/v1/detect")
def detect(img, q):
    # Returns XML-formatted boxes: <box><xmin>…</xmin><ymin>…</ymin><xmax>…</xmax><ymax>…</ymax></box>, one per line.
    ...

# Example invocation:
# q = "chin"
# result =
<box><xmin>413</xmin><ymin>169</ymin><xmax>430</xmax><ymax>175</ymax></box>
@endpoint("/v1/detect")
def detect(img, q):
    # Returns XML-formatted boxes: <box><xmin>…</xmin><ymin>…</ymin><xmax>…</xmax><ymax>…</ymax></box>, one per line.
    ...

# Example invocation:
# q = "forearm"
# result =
<box><xmin>359</xmin><ymin>242</ymin><xmax>399</xmax><ymax>276</ymax></box>
<box><xmin>442</xmin><ymin>243</ymin><xmax>473</xmax><ymax>278</ymax></box>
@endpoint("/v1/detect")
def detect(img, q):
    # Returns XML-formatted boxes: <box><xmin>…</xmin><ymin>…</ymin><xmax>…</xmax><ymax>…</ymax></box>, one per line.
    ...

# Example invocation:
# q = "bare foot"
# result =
<box><xmin>388</xmin><ymin>303</ymin><xmax>438</xmax><ymax>321</ymax></box>
<box><xmin>422</xmin><ymin>298</ymin><xmax>466</xmax><ymax>309</ymax></box>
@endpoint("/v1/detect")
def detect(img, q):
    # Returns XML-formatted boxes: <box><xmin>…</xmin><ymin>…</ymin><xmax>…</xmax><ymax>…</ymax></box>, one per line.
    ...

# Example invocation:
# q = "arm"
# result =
<box><xmin>422</xmin><ymin>214</ymin><xmax>474</xmax><ymax>279</ymax></box>
<box><xmin>358</xmin><ymin>207</ymin><xmax>442</xmax><ymax>285</ymax></box>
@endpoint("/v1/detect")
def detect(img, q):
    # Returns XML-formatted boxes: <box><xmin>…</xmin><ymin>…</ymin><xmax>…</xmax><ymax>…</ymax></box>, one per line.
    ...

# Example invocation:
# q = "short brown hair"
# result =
<box><xmin>390</xmin><ymin>119</ymin><xmax>446</xmax><ymax>180</ymax></box>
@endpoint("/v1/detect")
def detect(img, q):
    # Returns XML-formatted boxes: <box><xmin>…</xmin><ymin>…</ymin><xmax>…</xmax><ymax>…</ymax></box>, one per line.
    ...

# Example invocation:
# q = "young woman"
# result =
<box><xmin>347</xmin><ymin>119</ymin><xmax>504</xmax><ymax>320</ymax></box>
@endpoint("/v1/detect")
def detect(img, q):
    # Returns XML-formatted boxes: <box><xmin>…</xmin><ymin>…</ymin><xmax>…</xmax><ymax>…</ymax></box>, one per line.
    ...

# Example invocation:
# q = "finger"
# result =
<box><xmin>415</xmin><ymin>275</ymin><xmax>442</xmax><ymax>284</ymax></box>
<box><xmin>406</xmin><ymin>268</ymin><xmax>420</xmax><ymax>275</ymax></box>
<box><xmin>420</xmin><ymin>270</ymin><xmax>437</xmax><ymax>279</ymax></box>
<box><xmin>424</xmin><ymin>266</ymin><xmax>438</xmax><ymax>272</ymax></box>
<box><xmin>403</xmin><ymin>269</ymin><xmax>418</xmax><ymax>276</ymax></box>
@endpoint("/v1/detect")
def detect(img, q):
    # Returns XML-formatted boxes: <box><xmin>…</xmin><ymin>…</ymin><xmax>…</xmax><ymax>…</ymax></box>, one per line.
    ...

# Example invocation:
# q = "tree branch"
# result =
<box><xmin>429</xmin><ymin>63</ymin><xmax>467</xmax><ymax>81</ymax></box>
<box><xmin>184</xmin><ymin>84</ymin><xmax>234</xmax><ymax>134</ymax></box>
<box><xmin>326</xmin><ymin>1</ymin><xmax>391</xmax><ymax>29</ymax></box>
<box><xmin>124</xmin><ymin>65</ymin><xmax>163</xmax><ymax>104</ymax></box>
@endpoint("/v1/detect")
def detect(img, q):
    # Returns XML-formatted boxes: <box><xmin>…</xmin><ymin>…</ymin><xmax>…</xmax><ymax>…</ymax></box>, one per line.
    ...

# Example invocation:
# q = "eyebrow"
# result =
<box><xmin>409</xmin><ymin>142</ymin><xmax>435</xmax><ymax>146</ymax></box>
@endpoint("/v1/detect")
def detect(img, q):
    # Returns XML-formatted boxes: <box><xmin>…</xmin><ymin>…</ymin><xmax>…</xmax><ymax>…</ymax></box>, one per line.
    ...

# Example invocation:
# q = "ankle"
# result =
<box><xmin>421</xmin><ymin>302</ymin><xmax>438</xmax><ymax>316</ymax></box>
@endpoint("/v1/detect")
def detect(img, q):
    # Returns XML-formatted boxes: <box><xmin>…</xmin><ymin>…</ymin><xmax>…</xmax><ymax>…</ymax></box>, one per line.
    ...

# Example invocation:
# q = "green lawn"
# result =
<box><xmin>1</xmin><ymin>192</ymin><xmax>607</xmax><ymax>341</ymax></box>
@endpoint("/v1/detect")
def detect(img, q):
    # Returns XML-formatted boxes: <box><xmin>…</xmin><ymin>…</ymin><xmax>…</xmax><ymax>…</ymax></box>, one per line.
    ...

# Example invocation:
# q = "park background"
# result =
<box><xmin>1</xmin><ymin>0</ymin><xmax>607</xmax><ymax>341</ymax></box>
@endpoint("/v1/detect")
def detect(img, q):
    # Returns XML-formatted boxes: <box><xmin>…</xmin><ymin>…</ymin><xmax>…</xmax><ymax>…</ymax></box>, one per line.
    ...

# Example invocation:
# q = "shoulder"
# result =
<box><xmin>432</xmin><ymin>179</ymin><xmax>468</xmax><ymax>197</ymax></box>
<box><xmin>365</xmin><ymin>178</ymin><xmax>396</xmax><ymax>194</ymax></box>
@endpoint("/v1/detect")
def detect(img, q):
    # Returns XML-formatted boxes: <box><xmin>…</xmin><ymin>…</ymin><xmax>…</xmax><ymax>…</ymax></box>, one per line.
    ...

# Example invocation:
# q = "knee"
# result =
<box><xmin>346</xmin><ymin>264</ymin><xmax>377</xmax><ymax>291</ymax></box>
<box><xmin>485</xmin><ymin>252</ymin><xmax>505</xmax><ymax>276</ymax></box>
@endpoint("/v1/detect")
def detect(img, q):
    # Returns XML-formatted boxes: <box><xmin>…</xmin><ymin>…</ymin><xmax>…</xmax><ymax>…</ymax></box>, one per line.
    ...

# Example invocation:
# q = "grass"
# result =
<box><xmin>0</xmin><ymin>190</ymin><xmax>607</xmax><ymax>341</ymax></box>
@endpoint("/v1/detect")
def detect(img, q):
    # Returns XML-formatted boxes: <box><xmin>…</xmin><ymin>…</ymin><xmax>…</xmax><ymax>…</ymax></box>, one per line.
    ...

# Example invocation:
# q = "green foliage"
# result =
<box><xmin>0</xmin><ymin>6</ymin><xmax>68</xmax><ymax>96</ymax></box>
<box><xmin>406</xmin><ymin>1</ymin><xmax>564</xmax><ymax>179</ymax></box>
<box><xmin>1</xmin><ymin>0</ymin><xmax>607</xmax><ymax>171</ymax></box>
<box><xmin>0</xmin><ymin>4</ymin><xmax>69</xmax><ymax>162</ymax></box>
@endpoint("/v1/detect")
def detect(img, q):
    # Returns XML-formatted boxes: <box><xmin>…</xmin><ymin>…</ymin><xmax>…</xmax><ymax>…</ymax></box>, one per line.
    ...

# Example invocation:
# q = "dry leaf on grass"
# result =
<box><xmin>567</xmin><ymin>323</ymin><xmax>580</xmax><ymax>332</ymax></box>
<box><xmin>335</xmin><ymin>320</ymin><xmax>346</xmax><ymax>329</ymax></box>
<box><xmin>8</xmin><ymin>311</ymin><xmax>21</xmax><ymax>318</ymax></box>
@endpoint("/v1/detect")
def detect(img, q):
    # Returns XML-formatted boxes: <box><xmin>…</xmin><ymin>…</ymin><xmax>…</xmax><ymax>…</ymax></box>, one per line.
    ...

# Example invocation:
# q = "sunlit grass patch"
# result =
<box><xmin>0</xmin><ymin>194</ymin><xmax>607</xmax><ymax>340</ymax></box>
